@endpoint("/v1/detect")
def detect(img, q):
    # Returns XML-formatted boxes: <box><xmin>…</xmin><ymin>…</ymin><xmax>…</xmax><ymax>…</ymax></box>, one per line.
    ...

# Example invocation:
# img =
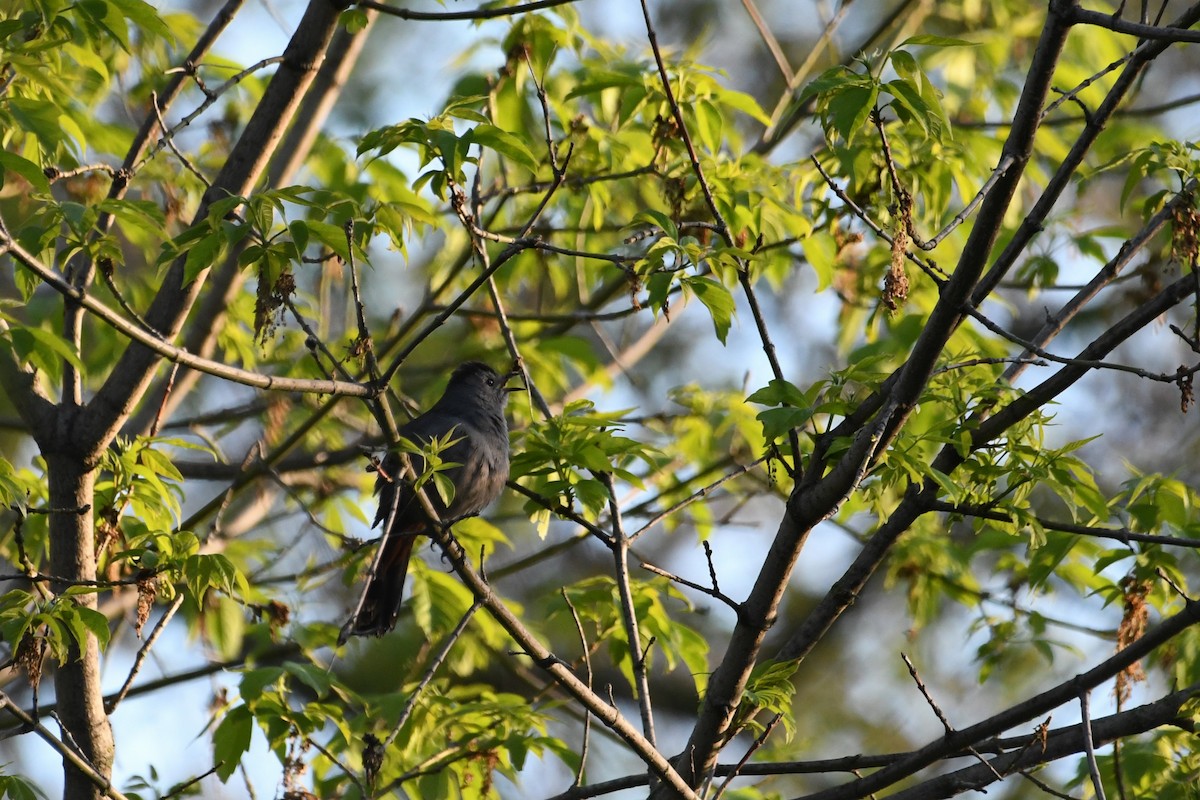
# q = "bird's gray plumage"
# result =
<box><xmin>340</xmin><ymin>361</ymin><xmax>514</xmax><ymax>642</ymax></box>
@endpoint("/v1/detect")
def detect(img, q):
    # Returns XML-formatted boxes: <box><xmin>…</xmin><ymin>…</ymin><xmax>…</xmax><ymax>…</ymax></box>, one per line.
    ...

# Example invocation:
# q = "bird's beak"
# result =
<box><xmin>504</xmin><ymin>366</ymin><xmax>525</xmax><ymax>393</ymax></box>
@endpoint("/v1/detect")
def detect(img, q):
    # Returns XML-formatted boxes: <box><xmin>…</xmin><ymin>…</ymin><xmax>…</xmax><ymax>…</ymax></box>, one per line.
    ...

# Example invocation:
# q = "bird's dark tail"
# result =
<box><xmin>338</xmin><ymin>532</ymin><xmax>416</xmax><ymax>644</ymax></box>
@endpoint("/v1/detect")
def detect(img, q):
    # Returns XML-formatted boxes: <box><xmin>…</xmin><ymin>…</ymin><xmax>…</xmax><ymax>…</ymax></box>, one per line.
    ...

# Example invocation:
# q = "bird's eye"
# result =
<box><xmin>486</xmin><ymin>377</ymin><xmax>495</xmax><ymax>386</ymax></box>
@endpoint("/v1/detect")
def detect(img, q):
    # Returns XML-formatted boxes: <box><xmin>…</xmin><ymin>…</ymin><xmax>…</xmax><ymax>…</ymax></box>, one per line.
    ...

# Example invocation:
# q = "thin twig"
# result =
<box><xmin>0</xmin><ymin>571</ymin><xmax>150</xmax><ymax>587</ymax></box>
<box><xmin>639</xmin><ymin>561</ymin><xmax>739</xmax><ymax>611</ymax></box>
<box><xmin>756</xmin><ymin>0</ymin><xmax>879</xmax><ymax>152</ymax></box>
<box><xmin>344</xmin><ymin>219</ymin><xmax>381</xmax><ymax>384</ymax></box>
<box><xmin>427</xmin><ymin>302</ymin><xmax>642</xmax><ymax>324</ymax></box>
<box><xmin>561</xmin><ymin>588</ymin><xmax>593</xmax><ymax>788</ymax></box>
<box><xmin>161</xmin><ymin>763</ymin><xmax>224</xmax><ymax>799</ymax></box>
<box><xmin>966</xmin><ymin>304</ymin><xmax>1200</xmax><ymax>384</ymax></box>
<box><xmin>284</xmin><ymin>297</ymin><xmax>350</xmax><ymax>382</ymax></box>
<box><xmin>377</xmin><ymin>148</ymin><xmax>574</xmax><ymax>386</ymax></box>
<box><xmin>382</xmin><ymin>600</ymin><xmax>483</xmax><ymax>750</ymax></box>
<box><xmin>356</xmin><ymin>0</ymin><xmax>581</xmax><ymax>21</ymax></box>
<box><xmin>933</xmin><ymin>356</ymin><xmax>1048</xmax><ymax>375</ymax></box>
<box><xmin>148</xmin><ymin>361</ymin><xmax>180</xmax><ymax>437</ymax></box>
<box><xmin>1080</xmin><ymin>690</ymin><xmax>1108</xmax><ymax>800</ymax></box>
<box><xmin>874</xmin><ymin>108</ymin><xmax>1018</xmax><ymax>251</ymax></box>
<box><xmin>926</xmin><ymin>499</ymin><xmax>1200</xmax><ymax>550</ymax></box>
<box><xmin>134</xmin><ymin>56</ymin><xmax>287</xmax><ymax>174</ymax></box>
<box><xmin>632</xmin><ymin>457</ymin><xmax>765</xmax><ymax>541</ymax></box>
<box><xmin>809</xmin><ymin>155</ymin><xmax>948</xmax><ymax>284</ymax></box>
<box><xmin>0</xmin><ymin>692</ymin><xmax>132</xmax><ymax>800</ymax></box>
<box><xmin>105</xmin><ymin>593</ymin><xmax>186</xmax><ymax>714</ymax></box>
<box><xmin>44</xmin><ymin>163</ymin><xmax>119</xmax><ymax>182</ymax></box>
<box><xmin>149</xmin><ymin>91</ymin><xmax>210</xmax><ymax>187</ymax></box>
<box><xmin>638</xmin><ymin>0</ymin><xmax>726</xmax><ymax>242</ymax></box>
<box><xmin>1069</xmin><ymin>4</ymin><xmax>1200</xmax><ymax>43</ymax></box>
<box><xmin>600</xmin><ymin>472</ymin><xmax>657</xmax><ymax>748</ymax></box>
<box><xmin>738</xmin><ymin>0</ymin><xmax>793</xmax><ymax>83</ymax></box>
<box><xmin>417</xmin><ymin>489</ymin><xmax>699</xmax><ymax>797</ymax></box>
<box><xmin>901</xmin><ymin>652</ymin><xmax>954</xmax><ymax>735</ymax></box>
<box><xmin>1002</xmin><ymin>179</ymin><xmax>1196</xmax><ymax>383</ymax></box>
<box><xmin>307</xmin><ymin>737</ymin><xmax>367</xmax><ymax>798</ymax></box>
<box><xmin>711</xmin><ymin>713</ymin><xmax>782</xmax><ymax>800</ymax></box>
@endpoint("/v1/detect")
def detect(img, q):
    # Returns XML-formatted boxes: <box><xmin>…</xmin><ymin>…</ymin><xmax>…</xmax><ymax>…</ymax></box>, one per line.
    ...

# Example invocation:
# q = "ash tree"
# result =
<box><xmin>1</xmin><ymin>0</ymin><xmax>1200</xmax><ymax>799</ymax></box>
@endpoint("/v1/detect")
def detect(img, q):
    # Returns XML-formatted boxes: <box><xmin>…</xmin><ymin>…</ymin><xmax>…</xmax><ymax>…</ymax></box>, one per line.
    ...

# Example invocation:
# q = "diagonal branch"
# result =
<box><xmin>82</xmin><ymin>0</ymin><xmax>350</xmax><ymax>455</ymax></box>
<box><xmin>1069</xmin><ymin>4</ymin><xmax>1200</xmax><ymax>40</ymax></box>
<box><xmin>130</xmin><ymin>11</ymin><xmax>384</xmax><ymax>436</ymax></box>
<box><xmin>421</xmin><ymin>512</ymin><xmax>698</xmax><ymax>799</ymax></box>
<box><xmin>777</xmin><ymin>267</ymin><xmax>1200</xmax><ymax>670</ymax></box>
<box><xmin>0</xmin><ymin>691</ymin><xmax>132</xmax><ymax>800</ymax></box>
<box><xmin>661</xmin><ymin>6</ymin><xmax>1080</xmax><ymax>794</ymax></box>
<box><xmin>0</xmin><ymin>232</ymin><xmax>371</xmax><ymax>398</ymax></box>
<box><xmin>971</xmin><ymin>1</ymin><xmax>1200</xmax><ymax>308</ymax></box>
<box><xmin>357</xmin><ymin>0</ymin><xmax>581</xmax><ymax>22</ymax></box>
<box><xmin>797</xmin><ymin>601</ymin><xmax>1200</xmax><ymax>800</ymax></box>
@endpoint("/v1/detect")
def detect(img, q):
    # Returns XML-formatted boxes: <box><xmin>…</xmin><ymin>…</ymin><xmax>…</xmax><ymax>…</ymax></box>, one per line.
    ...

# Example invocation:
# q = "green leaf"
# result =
<box><xmin>79</xmin><ymin>0</ymin><xmax>132</xmax><ymax>51</ymax></box>
<box><xmin>442</xmin><ymin>94</ymin><xmax>491</xmax><ymax>123</ymax></box>
<box><xmin>239</xmin><ymin>667</ymin><xmax>286</xmax><ymax>702</ymax></box>
<box><xmin>301</xmin><ymin>220</ymin><xmax>352</xmax><ymax>263</ymax></box>
<box><xmin>287</xmin><ymin>219</ymin><xmax>309</xmax><ymax>256</ymax></box>
<box><xmin>341</xmin><ymin>6</ymin><xmax>369</xmax><ymax>32</ymax></box>
<box><xmin>565</xmin><ymin>70</ymin><xmax>645</xmax><ymax>97</ymax></box>
<box><xmin>826</xmin><ymin>84</ymin><xmax>878</xmax><ymax>143</ymax></box>
<box><xmin>182</xmin><ymin>231</ymin><xmax>223</xmax><ymax>284</ymax></box>
<box><xmin>898</xmin><ymin>34</ymin><xmax>977</xmax><ymax>47</ymax></box>
<box><xmin>756</xmin><ymin>407</ymin><xmax>813</xmax><ymax>442</ymax></box>
<box><xmin>98</xmin><ymin>198</ymin><xmax>168</xmax><ymax>239</ymax></box>
<box><xmin>713</xmin><ymin>86</ymin><xmax>772</xmax><ymax>125</ymax></box>
<box><xmin>890</xmin><ymin>50</ymin><xmax>919</xmax><ymax>82</ymax></box>
<box><xmin>430</xmin><ymin>128</ymin><xmax>471</xmax><ymax>177</ymax></box>
<box><xmin>682</xmin><ymin>276</ymin><xmax>735</xmax><ymax>344</ymax></box>
<box><xmin>468</xmin><ymin>124</ymin><xmax>539</xmax><ymax>171</ymax></box>
<box><xmin>208</xmin><ymin>595</ymin><xmax>246</xmax><ymax>661</ymax></box>
<box><xmin>802</xmin><ymin>231</ymin><xmax>838</xmax><ymax>291</ymax></box>
<box><xmin>0</xmin><ymin>774</ymin><xmax>47</xmax><ymax>800</ymax></box>
<box><xmin>886</xmin><ymin>78</ymin><xmax>942</xmax><ymax>139</ymax></box>
<box><xmin>747</xmin><ymin>378</ymin><xmax>808</xmax><ymax>407</ymax></box>
<box><xmin>0</xmin><ymin>151</ymin><xmax>50</xmax><ymax>193</ymax></box>
<box><xmin>631</xmin><ymin>210</ymin><xmax>678</xmax><ymax>240</ymax></box>
<box><xmin>9</xmin><ymin>98</ymin><xmax>78</xmax><ymax>156</ymax></box>
<box><xmin>692</xmin><ymin>99</ymin><xmax>723</xmax><ymax>153</ymax></box>
<box><xmin>0</xmin><ymin>320</ymin><xmax>85</xmax><ymax>379</ymax></box>
<box><xmin>74</xmin><ymin>606</ymin><xmax>112</xmax><ymax>650</ymax></box>
<box><xmin>183</xmin><ymin>554</ymin><xmax>246</xmax><ymax>603</ymax></box>
<box><xmin>284</xmin><ymin>662</ymin><xmax>332</xmax><ymax>698</ymax></box>
<box><xmin>107</xmin><ymin>0</ymin><xmax>171</xmax><ymax>36</ymax></box>
<box><xmin>798</xmin><ymin>64</ymin><xmax>866</xmax><ymax>105</ymax></box>
<box><xmin>212</xmin><ymin>705</ymin><xmax>254</xmax><ymax>783</ymax></box>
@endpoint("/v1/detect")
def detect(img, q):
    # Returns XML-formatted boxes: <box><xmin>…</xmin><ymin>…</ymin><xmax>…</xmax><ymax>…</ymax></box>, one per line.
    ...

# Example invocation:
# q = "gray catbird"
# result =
<box><xmin>340</xmin><ymin>361</ymin><xmax>518</xmax><ymax>643</ymax></box>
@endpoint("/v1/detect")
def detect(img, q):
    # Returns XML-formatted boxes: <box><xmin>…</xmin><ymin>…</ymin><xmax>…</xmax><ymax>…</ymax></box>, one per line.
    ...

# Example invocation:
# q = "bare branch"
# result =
<box><xmin>600</xmin><ymin>471</ymin><xmax>657</xmax><ymax>748</ymax></box>
<box><xmin>798</xmin><ymin>601</ymin><xmax>1200</xmax><ymax>800</ymax></box>
<box><xmin>105</xmin><ymin>594</ymin><xmax>186</xmax><ymax>715</ymax></box>
<box><xmin>381</xmin><ymin>600</ymin><xmax>483</xmax><ymax>750</ymax></box>
<box><xmin>1070</xmin><ymin>4</ymin><xmax>1200</xmax><ymax>41</ymax></box>
<box><xmin>0</xmin><ymin>691</ymin><xmax>132</xmax><ymax>800</ymax></box>
<box><xmin>357</xmin><ymin>0</ymin><xmax>582</xmax><ymax>21</ymax></box>
<box><xmin>1080</xmin><ymin>690</ymin><xmax>1108</xmax><ymax>800</ymax></box>
<box><xmin>0</xmin><ymin>231</ymin><xmax>371</xmax><ymax>398</ymax></box>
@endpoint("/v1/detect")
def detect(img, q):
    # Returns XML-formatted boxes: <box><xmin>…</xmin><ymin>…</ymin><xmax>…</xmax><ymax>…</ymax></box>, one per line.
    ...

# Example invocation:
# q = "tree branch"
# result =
<box><xmin>356</xmin><ymin>0</ymin><xmax>581</xmax><ymax>22</ymax></box>
<box><xmin>798</xmin><ymin>600</ymin><xmax>1200</xmax><ymax>800</ymax></box>
<box><xmin>84</xmin><ymin>0</ymin><xmax>350</xmax><ymax>452</ymax></box>
<box><xmin>0</xmin><ymin>231</ymin><xmax>372</xmax><ymax>398</ymax></box>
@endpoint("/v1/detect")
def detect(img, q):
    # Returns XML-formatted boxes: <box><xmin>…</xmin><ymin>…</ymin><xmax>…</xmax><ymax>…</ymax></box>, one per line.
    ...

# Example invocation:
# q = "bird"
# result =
<box><xmin>339</xmin><ymin>361</ymin><xmax>518</xmax><ymax>643</ymax></box>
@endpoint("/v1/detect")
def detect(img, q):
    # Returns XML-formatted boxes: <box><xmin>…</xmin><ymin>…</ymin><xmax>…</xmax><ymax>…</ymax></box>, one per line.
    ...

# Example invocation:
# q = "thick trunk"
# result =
<box><xmin>46</xmin><ymin>453</ymin><xmax>112</xmax><ymax>800</ymax></box>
